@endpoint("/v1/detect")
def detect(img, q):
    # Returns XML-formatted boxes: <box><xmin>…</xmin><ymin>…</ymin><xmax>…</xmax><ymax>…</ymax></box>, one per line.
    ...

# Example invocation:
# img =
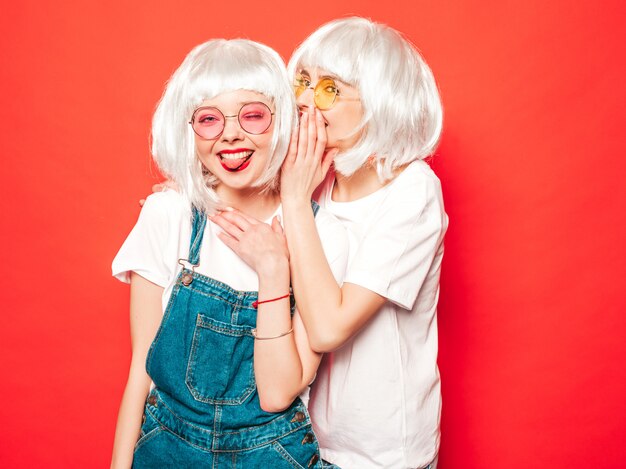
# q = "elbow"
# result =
<box><xmin>260</xmin><ymin>401</ymin><xmax>291</xmax><ymax>413</ymax></box>
<box><xmin>258</xmin><ymin>391</ymin><xmax>296</xmax><ymax>413</ymax></box>
<box><xmin>308</xmin><ymin>330</ymin><xmax>345</xmax><ymax>353</ymax></box>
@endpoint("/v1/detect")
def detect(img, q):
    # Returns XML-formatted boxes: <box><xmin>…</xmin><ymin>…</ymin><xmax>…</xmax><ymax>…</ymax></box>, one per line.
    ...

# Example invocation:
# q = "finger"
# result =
<box><xmin>210</xmin><ymin>214</ymin><xmax>243</xmax><ymax>240</ymax></box>
<box><xmin>306</xmin><ymin>105</ymin><xmax>317</xmax><ymax>160</ymax></box>
<box><xmin>164</xmin><ymin>179</ymin><xmax>178</xmax><ymax>191</ymax></box>
<box><xmin>314</xmin><ymin>108</ymin><xmax>328</xmax><ymax>160</ymax></box>
<box><xmin>216</xmin><ymin>231</ymin><xmax>239</xmax><ymax>252</ymax></box>
<box><xmin>152</xmin><ymin>183</ymin><xmax>166</xmax><ymax>193</ymax></box>
<box><xmin>139</xmin><ymin>198</ymin><xmax>146</xmax><ymax>207</ymax></box>
<box><xmin>271</xmin><ymin>215</ymin><xmax>284</xmax><ymax>235</ymax></box>
<box><xmin>223</xmin><ymin>207</ymin><xmax>262</xmax><ymax>226</ymax></box>
<box><xmin>218</xmin><ymin>210</ymin><xmax>258</xmax><ymax>230</ymax></box>
<box><xmin>296</xmin><ymin>111</ymin><xmax>308</xmax><ymax>162</ymax></box>
<box><xmin>285</xmin><ymin>123</ymin><xmax>300</xmax><ymax>165</ymax></box>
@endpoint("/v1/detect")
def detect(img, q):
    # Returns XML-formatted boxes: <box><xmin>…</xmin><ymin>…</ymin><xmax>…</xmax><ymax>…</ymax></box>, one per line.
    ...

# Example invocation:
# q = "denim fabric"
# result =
<box><xmin>133</xmin><ymin>204</ymin><xmax>326</xmax><ymax>468</ymax></box>
<box><xmin>321</xmin><ymin>459</ymin><xmax>341</xmax><ymax>469</ymax></box>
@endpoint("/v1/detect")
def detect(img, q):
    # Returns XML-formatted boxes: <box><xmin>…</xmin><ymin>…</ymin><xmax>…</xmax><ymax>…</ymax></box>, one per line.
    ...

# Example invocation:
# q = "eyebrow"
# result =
<box><xmin>323</xmin><ymin>74</ymin><xmax>351</xmax><ymax>87</ymax></box>
<box><xmin>196</xmin><ymin>100</ymin><xmax>273</xmax><ymax>111</ymax></box>
<box><xmin>299</xmin><ymin>68</ymin><xmax>352</xmax><ymax>87</ymax></box>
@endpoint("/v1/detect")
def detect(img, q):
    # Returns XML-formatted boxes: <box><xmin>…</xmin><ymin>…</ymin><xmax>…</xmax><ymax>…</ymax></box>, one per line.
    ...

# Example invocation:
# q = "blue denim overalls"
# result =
<box><xmin>133</xmin><ymin>205</ymin><xmax>327</xmax><ymax>468</ymax></box>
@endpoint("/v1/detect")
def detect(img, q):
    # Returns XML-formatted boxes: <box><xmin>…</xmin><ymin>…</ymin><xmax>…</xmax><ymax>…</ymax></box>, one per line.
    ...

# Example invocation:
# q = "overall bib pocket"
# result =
<box><xmin>185</xmin><ymin>313</ymin><xmax>256</xmax><ymax>404</ymax></box>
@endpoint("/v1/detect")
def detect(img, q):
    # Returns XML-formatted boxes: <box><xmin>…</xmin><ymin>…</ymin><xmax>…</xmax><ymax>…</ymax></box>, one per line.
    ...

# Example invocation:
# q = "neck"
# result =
<box><xmin>216</xmin><ymin>186</ymin><xmax>280</xmax><ymax>220</ymax></box>
<box><xmin>332</xmin><ymin>164</ymin><xmax>385</xmax><ymax>202</ymax></box>
<box><xmin>333</xmin><ymin>160</ymin><xmax>409</xmax><ymax>202</ymax></box>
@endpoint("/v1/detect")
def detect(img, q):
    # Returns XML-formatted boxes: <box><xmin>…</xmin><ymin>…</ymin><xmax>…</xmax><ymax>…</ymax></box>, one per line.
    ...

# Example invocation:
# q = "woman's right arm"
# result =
<box><xmin>280</xmin><ymin>198</ymin><xmax>387</xmax><ymax>352</ymax></box>
<box><xmin>277</xmin><ymin>107</ymin><xmax>387</xmax><ymax>352</ymax></box>
<box><xmin>110</xmin><ymin>273</ymin><xmax>164</xmax><ymax>469</ymax></box>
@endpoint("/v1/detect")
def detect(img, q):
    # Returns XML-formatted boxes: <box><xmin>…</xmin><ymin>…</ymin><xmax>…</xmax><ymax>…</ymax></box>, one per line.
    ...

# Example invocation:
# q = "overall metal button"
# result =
<box><xmin>291</xmin><ymin>411</ymin><xmax>306</xmax><ymax>423</ymax></box>
<box><xmin>181</xmin><ymin>273</ymin><xmax>193</xmax><ymax>286</ymax></box>
<box><xmin>308</xmin><ymin>454</ymin><xmax>319</xmax><ymax>467</ymax></box>
<box><xmin>301</xmin><ymin>432</ymin><xmax>315</xmax><ymax>444</ymax></box>
<box><xmin>147</xmin><ymin>395</ymin><xmax>157</xmax><ymax>406</ymax></box>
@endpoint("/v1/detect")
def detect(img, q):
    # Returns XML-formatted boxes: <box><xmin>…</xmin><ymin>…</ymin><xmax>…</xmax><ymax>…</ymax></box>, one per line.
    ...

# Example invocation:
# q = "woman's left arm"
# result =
<box><xmin>213</xmin><ymin>213</ymin><xmax>321</xmax><ymax>412</ymax></box>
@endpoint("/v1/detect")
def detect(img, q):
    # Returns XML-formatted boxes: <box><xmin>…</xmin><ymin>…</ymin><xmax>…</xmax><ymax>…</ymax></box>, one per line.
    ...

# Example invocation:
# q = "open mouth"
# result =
<box><xmin>218</xmin><ymin>150</ymin><xmax>253</xmax><ymax>172</ymax></box>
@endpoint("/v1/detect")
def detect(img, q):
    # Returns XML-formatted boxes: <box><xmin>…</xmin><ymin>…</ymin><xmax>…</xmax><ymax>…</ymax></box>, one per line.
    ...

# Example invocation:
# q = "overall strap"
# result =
<box><xmin>310</xmin><ymin>199</ymin><xmax>320</xmax><ymax>217</ymax></box>
<box><xmin>188</xmin><ymin>206</ymin><xmax>207</xmax><ymax>266</ymax></box>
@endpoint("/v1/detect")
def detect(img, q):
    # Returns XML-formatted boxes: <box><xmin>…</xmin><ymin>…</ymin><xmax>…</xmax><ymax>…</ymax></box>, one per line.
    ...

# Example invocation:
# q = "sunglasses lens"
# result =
<box><xmin>238</xmin><ymin>102</ymin><xmax>273</xmax><ymax>134</ymax></box>
<box><xmin>293</xmin><ymin>75</ymin><xmax>307</xmax><ymax>98</ymax></box>
<box><xmin>192</xmin><ymin>107</ymin><xmax>224</xmax><ymax>139</ymax></box>
<box><xmin>314</xmin><ymin>78</ymin><xmax>338</xmax><ymax>110</ymax></box>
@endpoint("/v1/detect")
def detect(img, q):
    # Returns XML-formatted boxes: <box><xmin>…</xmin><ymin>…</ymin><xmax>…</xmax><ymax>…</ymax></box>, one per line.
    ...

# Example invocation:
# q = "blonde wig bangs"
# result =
<box><xmin>152</xmin><ymin>39</ymin><xmax>296</xmax><ymax>213</ymax></box>
<box><xmin>288</xmin><ymin>17</ymin><xmax>443</xmax><ymax>180</ymax></box>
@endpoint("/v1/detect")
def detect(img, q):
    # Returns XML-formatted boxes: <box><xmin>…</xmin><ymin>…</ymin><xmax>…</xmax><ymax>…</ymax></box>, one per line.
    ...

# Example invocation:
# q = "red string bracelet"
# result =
<box><xmin>252</xmin><ymin>293</ymin><xmax>290</xmax><ymax>309</ymax></box>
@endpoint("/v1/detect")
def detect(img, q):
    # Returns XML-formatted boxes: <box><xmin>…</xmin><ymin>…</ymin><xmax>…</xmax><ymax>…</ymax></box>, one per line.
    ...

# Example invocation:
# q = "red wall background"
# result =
<box><xmin>1</xmin><ymin>1</ymin><xmax>625</xmax><ymax>467</ymax></box>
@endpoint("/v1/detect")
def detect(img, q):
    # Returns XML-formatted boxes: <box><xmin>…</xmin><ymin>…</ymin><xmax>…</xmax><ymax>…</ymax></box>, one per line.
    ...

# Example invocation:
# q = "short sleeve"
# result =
<box><xmin>344</xmin><ymin>169</ymin><xmax>447</xmax><ymax>310</ymax></box>
<box><xmin>314</xmin><ymin>208</ymin><xmax>349</xmax><ymax>285</ymax></box>
<box><xmin>112</xmin><ymin>191</ymin><xmax>188</xmax><ymax>288</ymax></box>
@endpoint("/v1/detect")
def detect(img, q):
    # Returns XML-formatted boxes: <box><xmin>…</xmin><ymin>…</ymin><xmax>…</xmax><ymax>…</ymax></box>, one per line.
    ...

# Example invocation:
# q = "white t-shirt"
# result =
<box><xmin>311</xmin><ymin>160</ymin><xmax>448</xmax><ymax>469</ymax></box>
<box><xmin>112</xmin><ymin>190</ymin><xmax>348</xmax><ymax>314</ymax></box>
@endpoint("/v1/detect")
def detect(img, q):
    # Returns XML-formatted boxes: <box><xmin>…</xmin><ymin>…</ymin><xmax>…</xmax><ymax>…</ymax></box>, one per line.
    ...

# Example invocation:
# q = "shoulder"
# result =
<box><xmin>384</xmin><ymin>161</ymin><xmax>445</xmax><ymax>218</ymax></box>
<box><xmin>365</xmin><ymin>161</ymin><xmax>447</xmax><ymax>236</ymax></box>
<box><xmin>314</xmin><ymin>206</ymin><xmax>347</xmax><ymax>237</ymax></box>
<box><xmin>392</xmin><ymin>161</ymin><xmax>443</xmax><ymax>200</ymax></box>
<box><xmin>139</xmin><ymin>189</ymin><xmax>190</xmax><ymax>226</ymax></box>
<box><xmin>112</xmin><ymin>190</ymin><xmax>191</xmax><ymax>286</ymax></box>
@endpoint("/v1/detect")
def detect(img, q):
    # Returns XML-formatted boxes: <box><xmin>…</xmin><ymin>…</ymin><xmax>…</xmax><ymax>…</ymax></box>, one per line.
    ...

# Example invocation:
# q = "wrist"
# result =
<box><xmin>256</xmin><ymin>255</ymin><xmax>289</xmax><ymax>279</ymax></box>
<box><xmin>280</xmin><ymin>196</ymin><xmax>311</xmax><ymax>212</ymax></box>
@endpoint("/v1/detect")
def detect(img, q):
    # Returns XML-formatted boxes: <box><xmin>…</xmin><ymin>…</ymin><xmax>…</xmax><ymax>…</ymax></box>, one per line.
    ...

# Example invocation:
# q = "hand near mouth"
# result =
<box><xmin>281</xmin><ymin>105</ymin><xmax>337</xmax><ymax>204</ymax></box>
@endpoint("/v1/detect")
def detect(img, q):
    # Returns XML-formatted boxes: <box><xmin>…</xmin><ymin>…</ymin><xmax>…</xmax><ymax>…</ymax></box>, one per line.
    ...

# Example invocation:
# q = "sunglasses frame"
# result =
<box><xmin>293</xmin><ymin>74</ymin><xmax>359</xmax><ymax>110</ymax></box>
<box><xmin>189</xmin><ymin>102</ymin><xmax>275</xmax><ymax>140</ymax></box>
<box><xmin>294</xmin><ymin>75</ymin><xmax>337</xmax><ymax>110</ymax></box>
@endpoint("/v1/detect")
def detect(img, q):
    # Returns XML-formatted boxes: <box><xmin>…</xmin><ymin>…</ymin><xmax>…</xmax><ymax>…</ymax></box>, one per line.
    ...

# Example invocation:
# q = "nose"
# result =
<box><xmin>296</xmin><ymin>87</ymin><xmax>315</xmax><ymax>111</ymax></box>
<box><xmin>220</xmin><ymin>116</ymin><xmax>245</xmax><ymax>142</ymax></box>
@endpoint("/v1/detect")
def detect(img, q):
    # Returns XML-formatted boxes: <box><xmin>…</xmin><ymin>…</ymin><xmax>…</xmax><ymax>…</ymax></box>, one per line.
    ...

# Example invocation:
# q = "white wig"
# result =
<box><xmin>288</xmin><ymin>17</ymin><xmax>443</xmax><ymax>180</ymax></box>
<box><xmin>152</xmin><ymin>39</ymin><xmax>296</xmax><ymax>213</ymax></box>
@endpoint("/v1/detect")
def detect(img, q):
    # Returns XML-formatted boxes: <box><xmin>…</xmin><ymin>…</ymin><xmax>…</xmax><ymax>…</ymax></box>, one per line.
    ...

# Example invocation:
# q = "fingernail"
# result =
<box><xmin>224</xmin><ymin>206</ymin><xmax>234</xmax><ymax>212</ymax></box>
<box><xmin>276</xmin><ymin>214</ymin><xmax>282</xmax><ymax>223</ymax></box>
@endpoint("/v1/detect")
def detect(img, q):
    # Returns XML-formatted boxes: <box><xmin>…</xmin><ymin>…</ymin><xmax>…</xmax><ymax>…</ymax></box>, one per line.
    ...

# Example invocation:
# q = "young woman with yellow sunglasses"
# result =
<box><xmin>214</xmin><ymin>17</ymin><xmax>446</xmax><ymax>469</ymax></box>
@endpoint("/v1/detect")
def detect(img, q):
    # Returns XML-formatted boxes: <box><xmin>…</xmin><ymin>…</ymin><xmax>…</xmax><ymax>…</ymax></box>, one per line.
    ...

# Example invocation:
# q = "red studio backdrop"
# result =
<box><xmin>1</xmin><ymin>1</ymin><xmax>625</xmax><ymax>467</ymax></box>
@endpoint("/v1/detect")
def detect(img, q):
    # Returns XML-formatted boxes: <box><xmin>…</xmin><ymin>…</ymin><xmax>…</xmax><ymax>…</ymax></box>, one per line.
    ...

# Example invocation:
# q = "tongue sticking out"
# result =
<box><xmin>222</xmin><ymin>157</ymin><xmax>248</xmax><ymax>170</ymax></box>
<box><xmin>219</xmin><ymin>152</ymin><xmax>252</xmax><ymax>172</ymax></box>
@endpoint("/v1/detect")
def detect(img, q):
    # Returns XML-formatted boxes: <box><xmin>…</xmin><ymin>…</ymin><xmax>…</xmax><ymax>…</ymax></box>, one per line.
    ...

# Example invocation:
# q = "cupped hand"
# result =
<box><xmin>281</xmin><ymin>105</ymin><xmax>337</xmax><ymax>204</ymax></box>
<box><xmin>210</xmin><ymin>209</ymin><xmax>289</xmax><ymax>276</ymax></box>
